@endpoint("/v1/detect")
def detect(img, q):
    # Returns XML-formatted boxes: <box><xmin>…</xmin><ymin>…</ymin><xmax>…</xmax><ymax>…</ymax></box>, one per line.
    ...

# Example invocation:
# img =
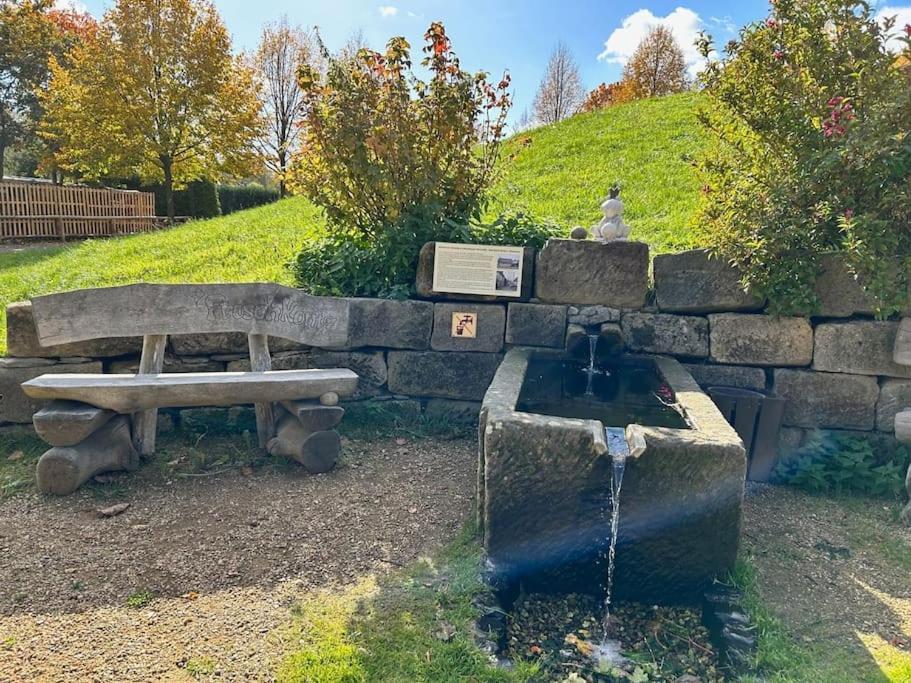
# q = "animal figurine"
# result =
<box><xmin>592</xmin><ymin>186</ymin><xmax>630</xmax><ymax>242</ymax></box>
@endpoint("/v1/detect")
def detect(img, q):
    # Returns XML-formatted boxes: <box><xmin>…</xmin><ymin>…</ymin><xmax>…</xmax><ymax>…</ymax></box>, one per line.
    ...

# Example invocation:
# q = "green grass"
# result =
<box><xmin>488</xmin><ymin>92</ymin><xmax>706</xmax><ymax>253</ymax></box>
<box><xmin>732</xmin><ymin>557</ymin><xmax>911</xmax><ymax>683</ymax></box>
<box><xmin>0</xmin><ymin>197</ymin><xmax>322</xmax><ymax>354</ymax></box>
<box><xmin>0</xmin><ymin>93</ymin><xmax>706</xmax><ymax>354</ymax></box>
<box><xmin>276</xmin><ymin>525</ymin><xmax>538</xmax><ymax>683</ymax></box>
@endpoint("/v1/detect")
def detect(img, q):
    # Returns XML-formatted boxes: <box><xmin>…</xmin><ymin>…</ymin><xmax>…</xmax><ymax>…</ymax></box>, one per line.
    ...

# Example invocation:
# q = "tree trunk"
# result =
<box><xmin>278</xmin><ymin>150</ymin><xmax>287</xmax><ymax>198</ymax></box>
<box><xmin>161</xmin><ymin>156</ymin><xmax>175</xmax><ymax>220</ymax></box>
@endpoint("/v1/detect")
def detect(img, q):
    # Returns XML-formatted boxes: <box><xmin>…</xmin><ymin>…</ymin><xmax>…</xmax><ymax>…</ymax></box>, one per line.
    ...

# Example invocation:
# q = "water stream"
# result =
<box><xmin>583</xmin><ymin>333</ymin><xmax>599</xmax><ymax>396</ymax></box>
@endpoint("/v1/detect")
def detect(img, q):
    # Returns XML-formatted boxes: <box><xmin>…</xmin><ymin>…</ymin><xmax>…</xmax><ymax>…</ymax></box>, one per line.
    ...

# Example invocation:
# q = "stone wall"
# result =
<box><xmin>3</xmin><ymin>239</ymin><xmax>906</xmax><ymax>461</ymax></box>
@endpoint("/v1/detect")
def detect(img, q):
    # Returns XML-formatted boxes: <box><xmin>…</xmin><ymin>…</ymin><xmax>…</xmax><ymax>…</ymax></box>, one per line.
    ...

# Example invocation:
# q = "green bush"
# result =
<box><xmin>696</xmin><ymin>1</ymin><xmax>911</xmax><ymax>316</ymax></box>
<box><xmin>774</xmin><ymin>432</ymin><xmax>910</xmax><ymax>498</ymax></box>
<box><xmin>217</xmin><ymin>183</ymin><xmax>279</xmax><ymax>215</ymax></box>
<box><xmin>292</xmin><ymin>210</ymin><xmax>560</xmax><ymax>298</ymax></box>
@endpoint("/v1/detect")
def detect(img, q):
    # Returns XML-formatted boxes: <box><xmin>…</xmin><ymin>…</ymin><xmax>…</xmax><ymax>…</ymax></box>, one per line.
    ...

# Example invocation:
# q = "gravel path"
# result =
<box><xmin>743</xmin><ymin>484</ymin><xmax>911</xmax><ymax>655</ymax></box>
<box><xmin>0</xmin><ymin>436</ymin><xmax>475</xmax><ymax>681</ymax></box>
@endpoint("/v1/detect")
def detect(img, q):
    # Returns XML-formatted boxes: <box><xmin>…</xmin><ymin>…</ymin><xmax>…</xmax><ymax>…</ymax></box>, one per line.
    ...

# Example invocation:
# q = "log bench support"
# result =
<box><xmin>267</xmin><ymin>400</ymin><xmax>346</xmax><ymax>473</ymax></box>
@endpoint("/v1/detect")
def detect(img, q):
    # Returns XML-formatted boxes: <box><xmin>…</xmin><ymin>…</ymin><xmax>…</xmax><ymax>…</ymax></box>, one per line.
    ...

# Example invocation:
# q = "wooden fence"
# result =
<box><xmin>0</xmin><ymin>179</ymin><xmax>158</xmax><ymax>240</ymax></box>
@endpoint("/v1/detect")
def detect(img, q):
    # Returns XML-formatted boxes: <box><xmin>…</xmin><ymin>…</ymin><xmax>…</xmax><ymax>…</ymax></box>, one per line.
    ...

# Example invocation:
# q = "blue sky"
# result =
<box><xmin>70</xmin><ymin>1</ymin><xmax>911</xmax><ymax>121</ymax></box>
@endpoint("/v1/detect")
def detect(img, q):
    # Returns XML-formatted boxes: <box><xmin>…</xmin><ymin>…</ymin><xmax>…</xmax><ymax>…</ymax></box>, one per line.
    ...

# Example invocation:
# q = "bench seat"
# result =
<box><xmin>22</xmin><ymin>369</ymin><xmax>358</xmax><ymax>413</ymax></box>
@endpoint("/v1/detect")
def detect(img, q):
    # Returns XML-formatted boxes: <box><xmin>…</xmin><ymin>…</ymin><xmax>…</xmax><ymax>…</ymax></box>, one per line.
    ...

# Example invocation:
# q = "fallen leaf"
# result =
<box><xmin>564</xmin><ymin>633</ymin><xmax>594</xmax><ymax>656</ymax></box>
<box><xmin>183</xmin><ymin>591</ymin><xmax>199</xmax><ymax>601</ymax></box>
<box><xmin>7</xmin><ymin>451</ymin><xmax>23</xmax><ymax>462</ymax></box>
<box><xmin>97</xmin><ymin>502</ymin><xmax>130</xmax><ymax>518</ymax></box>
<box><xmin>529</xmin><ymin>644</ymin><xmax>543</xmax><ymax>655</ymax></box>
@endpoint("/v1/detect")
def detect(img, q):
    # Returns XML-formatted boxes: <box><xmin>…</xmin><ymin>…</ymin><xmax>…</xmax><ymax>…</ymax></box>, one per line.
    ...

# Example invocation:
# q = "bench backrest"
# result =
<box><xmin>31</xmin><ymin>283</ymin><xmax>350</xmax><ymax>348</ymax></box>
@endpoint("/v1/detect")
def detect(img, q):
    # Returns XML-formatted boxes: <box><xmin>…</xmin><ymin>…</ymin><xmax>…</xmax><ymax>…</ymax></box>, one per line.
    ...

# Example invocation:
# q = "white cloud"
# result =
<box><xmin>876</xmin><ymin>6</ymin><xmax>911</xmax><ymax>51</ymax></box>
<box><xmin>597</xmin><ymin>7</ymin><xmax>709</xmax><ymax>77</ymax></box>
<box><xmin>54</xmin><ymin>0</ymin><xmax>89</xmax><ymax>12</ymax></box>
<box><xmin>377</xmin><ymin>6</ymin><xmax>398</xmax><ymax>18</ymax></box>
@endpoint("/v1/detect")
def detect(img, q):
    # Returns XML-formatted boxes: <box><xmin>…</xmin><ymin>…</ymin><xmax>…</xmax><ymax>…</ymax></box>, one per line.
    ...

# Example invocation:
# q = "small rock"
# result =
<box><xmin>6</xmin><ymin>451</ymin><xmax>23</xmax><ymax>462</ymax></box>
<box><xmin>97</xmin><ymin>503</ymin><xmax>130</xmax><ymax>518</ymax></box>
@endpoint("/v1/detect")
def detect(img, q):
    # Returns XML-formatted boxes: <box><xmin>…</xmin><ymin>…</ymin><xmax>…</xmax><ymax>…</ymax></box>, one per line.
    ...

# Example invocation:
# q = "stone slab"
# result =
<box><xmin>876</xmin><ymin>380</ymin><xmax>911</xmax><ymax>432</ymax></box>
<box><xmin>347</xmin><ymin>298</ymin><xmax>433</xmax><ymax>350</ymax></box>
<box><xmin>896</xmin><ymin>410</ymin><xmax>911</xmax><ymax>443</ymax></box>
<box><xmin>21</xmin><ymin>369</ymin><xmax>359</xmax><ymax>413</ymax></box>
<box><xmin>505</xmin><ymin>303</ymin><xmax>566</xmax><ymax>348</ymax></box>
<box><xmin>896</xmin><ymin>318</ymin><xmax>911</xmax><ymax>367</ymax></box>
<box><xmin>30</xmin><ymin>283</ymin><xmax>350</xmax><ymax>348</ymax></box>
<box><xmin>387</xmin><ymin>351</ymin><xmax>502</xmax><ymax>401</ymax></box>
<box><xmin>654</xmin><ymin>249</ymin><xmax>762</xmax><ymax>313</ymax></box>
<box><xmin>0</xmin><ymin>360</ymin><xmax>103</xmax><ymax>424</ymax></box>
<box><xmin>415</xmin><ymin>242</ymin><xmax>536</xmax><ymax>302</ymax></box>
<box><xmin>681</xmin><ymin>363</ymin><xmax>767</xmax><ymax>392</ymax></box>
<box><xmin>534</xmin><ymin>239</ymin><xmax>649</xmax><ymax>308</ymax></box>
<box><xmin>773</xmin><ymin>369</ymin><xmax>879</xmax><ymax>430</ymax></box>
<box><xmin>814</xmin><ymin>321</ymin><xmax>911</xmax><ymax>378</ymax></box>
<box><xmin>279</xmin><ymin>401</ymin><xmax>345</xmax><ymax>431</ymax></box>
<box><xmin>33</xmin><ymin>400</ymin><xmax>116</xmax><ymax>447</ymax></box>
<box><xmin>814</xmin><ymin>254</ymin><xmax>877</xmax><ymax>318</ymax></box>
<box><xmin>7</xmin><ymin>301</ymin><xmax>141</xmax><ymax>359</ymax></box>
<box><xmin>431</xmin><ymin>303</ymin><xmax>505</xmax><ymax>353</ymax></box>
<box><xmin>621</xmin><ymin>312</ymin><xmax>709</xmax><ymax>358</ymax></box>
<box><xmin>566</xmin><ymin>305</ymin><xmax>621</xmax><ymax>326</ymax></box>
<box><xmin>709</xmin><ymin>314</ymin><xmax>813</xmax><ymax>367</ymax></box>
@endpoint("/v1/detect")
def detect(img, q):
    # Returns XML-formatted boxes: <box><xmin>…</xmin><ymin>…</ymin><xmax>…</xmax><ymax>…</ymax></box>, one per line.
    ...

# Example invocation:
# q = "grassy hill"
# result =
<box><xmin>0</xmin><ymin>92</ymin><xmax>706</xmax><ymax>354</ymax></box>
<box><xmin>487</xmin><ymin>92</ymin><xmax>706</xmax><ymax>252</ymax></box>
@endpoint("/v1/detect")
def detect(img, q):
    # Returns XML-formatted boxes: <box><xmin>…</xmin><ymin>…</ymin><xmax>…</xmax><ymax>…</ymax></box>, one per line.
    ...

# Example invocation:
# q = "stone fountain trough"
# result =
<box><xmin>478</xmin><ymin>347</ymin><xmax>746</xmax><ymax>605</ymax></box>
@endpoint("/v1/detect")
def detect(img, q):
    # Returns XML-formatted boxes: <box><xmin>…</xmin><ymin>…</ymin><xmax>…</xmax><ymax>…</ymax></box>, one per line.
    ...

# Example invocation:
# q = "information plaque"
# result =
<box><xmin>431</xmin><ymin>242</ymin><xmax>524</xmax><ymax>298</ymax></box>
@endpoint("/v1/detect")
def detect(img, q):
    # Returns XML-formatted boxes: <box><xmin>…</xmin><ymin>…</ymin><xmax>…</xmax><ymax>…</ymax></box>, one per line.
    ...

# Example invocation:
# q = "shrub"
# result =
<box><xmin>288</xmin><ymin>22</ymin><xmax>511</xmax><ymax>236</ymax></box>
<box><xmin>217</xmin><ymin>183</ymin><xmax>279</xmax><ymax>215</ymax></box>
<box><xmin>292</xmin><ymin>210</ymin><xmax>560</xmax><ymax>299</ymax></box>
<box><xmin>581</xmin><ymin>80</ymin><xmax>636</xmax><ymax>112</ymax></box>
<box><xmin>696</xmin><ymin>1</ymin><xmax>911</xmax><ymax>316</ymax></box>
<box><xmin>774</xmin><ymin>432</ymin><xmax>910</xmax><ymax>498</ymax></box>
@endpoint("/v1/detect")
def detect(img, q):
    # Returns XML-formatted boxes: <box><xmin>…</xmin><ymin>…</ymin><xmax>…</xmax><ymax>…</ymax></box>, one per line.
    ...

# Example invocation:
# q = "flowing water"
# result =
<box><xmin>583</xmin><ymin>333</ymin><xmax>600</xmax><ymax>396</ymax></box>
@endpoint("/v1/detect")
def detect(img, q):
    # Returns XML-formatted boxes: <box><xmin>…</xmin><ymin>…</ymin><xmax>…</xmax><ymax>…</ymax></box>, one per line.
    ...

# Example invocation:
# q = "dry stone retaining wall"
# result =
<box><xmin>2</xmin><ymin>241</ymin><xmax>906</xmax><ymax>462</ymax></box>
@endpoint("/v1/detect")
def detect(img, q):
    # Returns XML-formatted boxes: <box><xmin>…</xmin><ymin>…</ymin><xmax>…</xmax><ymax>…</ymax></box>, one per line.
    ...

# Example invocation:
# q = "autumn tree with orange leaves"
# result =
<box><xmin>622</xmin><ymin>26</ymin><xmax>688</xmax><ymax>98</ymax></box>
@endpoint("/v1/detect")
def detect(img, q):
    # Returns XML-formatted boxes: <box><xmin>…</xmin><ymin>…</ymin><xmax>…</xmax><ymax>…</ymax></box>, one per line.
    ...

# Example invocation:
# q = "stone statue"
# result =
<box><xmin>592</xmin><ymin>186</ymin><xmax>630</xmax><ymax>242</ymax></box>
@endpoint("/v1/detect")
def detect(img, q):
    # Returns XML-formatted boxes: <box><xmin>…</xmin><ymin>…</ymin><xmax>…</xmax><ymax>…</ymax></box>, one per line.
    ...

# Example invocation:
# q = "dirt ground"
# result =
<box><xmin>0</xmin><ymin>436</ymin><xmax>476</xmax><ymax>681</ymax></box>
<box><xmin>742</xmin><ymin>483</ymin><xmax>911</xmax><ymax>670</ymax></box>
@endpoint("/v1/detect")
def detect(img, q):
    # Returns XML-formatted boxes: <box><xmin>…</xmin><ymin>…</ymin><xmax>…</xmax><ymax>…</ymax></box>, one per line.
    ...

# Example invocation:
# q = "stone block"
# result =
<box><xmin>7</xmin><ymin>301</ymin><xmax>141</xmax><ymax>359</ymax></box>
<box><xmin>347</xmin><ymin>298</ymin><xmax>433</xmax><ymax>350</ymax></box>
<box><xmin>773</xmin><ymin>369</ymin><xmax>879</xmax><ymax>430</ymax></box>
<box><xmin>896</xmin><ymin>410</ymin><xmax>911</xmax><ymax>444</ymax></box>
<box><xmin>534</xmin><ymin>239</ymin><xmax>649</xmax><ymax>307</ymax></box>
<box><xmin>709</xmin><ymin>314</ymin><xmax>813</xmax><ymax>366</ymax></box>
<box><xmin>566</xmin><ymin>323</ymin><xmax>623</xmax><ymax>361</ymax></box>
<box><xmin>107</xmin><ymin>355</ymin><xmax>225</xmax><ymax>374</ymax></box>
<box><xmin>505</xmin><ymin>303</ymin><xmax>566</xmax><ymax>348</ymax></box>
<box><xmin>875</xmin><ymin>380</ymin><xmax>911</xmax><ymax>432</ymax></box>
<box><xmin>814</xmin><ymin>254</ymin><xmax>877</xmax><ymax>318</ymax></box>
<box><xmin>415</xmin><ymin>242</ymin><xmax>535</xmax><ymax>302</ymax></box>
<box><xmin>424</xmin><ymin>398</ymin><xmax>481</xmax><ymax>425</ymax></box>
<box><xmin>566</xmin><ymin>305</ymin><xmax>621</xmax><ymax>326</ymax></box>
<box><xmin>621</xmin><ymin>312</ymin><xmax>709</xmax><ymax>358</ymax></box>
<box><xmin>431</xmin><ymin>303</ymin><xmax>505</xmax><ymax>353</ymax></box>
<box><xmin>33</xmin><ymin>400</ymin><xmax>116</xmax><ymax>447</ymax></box>
<box><xmin>0</xmin><ymin>358</ymin><xmax>103</xmax><ymax>424</ymax></box>
<box><xmin>654</xmin><ymin>249</ymin><xmax>762</xmax><ymax>313</ymax></box>
<box><xmin>895</xmin><ymin>318</ymin><xmax>911</xmax><ymax>366</ymax></box>
<box><xmin>387</xmin><ymin>351</ymin><xmax>502</xmax><ymax>400</ymax></box>
<box><xmin>813</xmin><ymin>321</ymin><xmax>911</xmax><ymax>378</ymax></box>
<box><xmin>227</xmin><ymin>350</ymin><xmax>387</xmax><ymax>401</ymax></box>
<box><xmin>681</xmin><ymin>363</ymin><xmax>767</xmax><ymax>391</ymax></box>
<box><xmin>168</xmin><ymin>332</ymin><xmax>303</xmax><ymax>355</ymax></box>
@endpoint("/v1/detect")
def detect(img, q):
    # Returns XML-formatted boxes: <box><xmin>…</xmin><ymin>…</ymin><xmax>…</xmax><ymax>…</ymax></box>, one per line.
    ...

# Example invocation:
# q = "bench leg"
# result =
<box><xmin>133</xmin><ymin>334</ymin><xmax>167</xmax><ymax>456</ymax></box>
<box><xmin>248</xmin><ymin>333</ymin><xmax>275</xmax><ymax>448</ymax></box>
<box><xmin>36</xmin><ymin>415</ymin><xmax>139</xmax><ymax>495</ymax></box>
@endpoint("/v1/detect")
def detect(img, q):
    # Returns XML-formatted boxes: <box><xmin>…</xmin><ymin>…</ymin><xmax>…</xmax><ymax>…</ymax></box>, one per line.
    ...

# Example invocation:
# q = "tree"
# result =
<box><xmin>0</xmin><ymin>0</ymin><xmax>55</xmax><ymax>176</ymax></box>
<box><xmin>41</xmin><ymin>0</ymin><xmax>261</xmax><ymax>218</ymax></box>
<box><xmin>623</xmin><ymin>26</ymin><xmax>688</xmax><ymax>98</ymax></box>
<box><xmin>254</xmin><ymin>16</ymin><xmax>316</xmax><ymax>197</ymax></box>
<box><xmin>533</xmin><ymin>42</ymin><xmax>584</xmax><ymax>124</ymax></box>
<box><xmin>696</xmin><ymin>1</ymin><xmax>911</xmax><ymax>316</ymax></box>
<box><xmin>581</xmin><ymin>80</ymin><xmax>636</xmax><ymax>112</ymax></box>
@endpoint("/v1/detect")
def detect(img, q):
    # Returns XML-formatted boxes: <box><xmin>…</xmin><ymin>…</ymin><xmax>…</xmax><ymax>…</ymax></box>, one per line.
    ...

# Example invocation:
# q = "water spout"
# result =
<box><xmin>583</xmin><ymin>334</ymin><xmax>599</xmax><ymax>396</ymax></box>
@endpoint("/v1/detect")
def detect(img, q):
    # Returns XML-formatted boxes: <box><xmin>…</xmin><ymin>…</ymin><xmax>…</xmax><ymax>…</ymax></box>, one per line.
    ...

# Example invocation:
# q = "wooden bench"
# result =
<box><xmin>19</xmin><ymin>283</ymin><xmax>359</xmax><ymax>494</ymax></box>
